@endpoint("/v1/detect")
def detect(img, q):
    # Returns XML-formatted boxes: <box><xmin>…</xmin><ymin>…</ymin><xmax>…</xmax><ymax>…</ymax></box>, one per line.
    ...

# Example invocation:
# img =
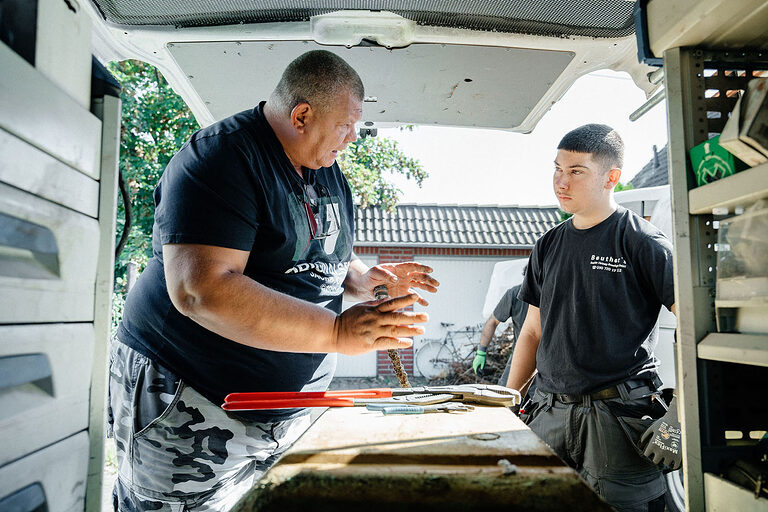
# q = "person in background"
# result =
<box><xmin>506</xmin><ymin>124</ymin><xmax>680</xmax><ymax>512</ymax></box>
<box><xmin>472</xmin><ymin>265</ymin><xmax>528</xmax><ymax>387</ymax></box>
<box><xmin>107</xmin><ymin>50</ymin><xmax>439</xmax><ymax>512</ymax></box>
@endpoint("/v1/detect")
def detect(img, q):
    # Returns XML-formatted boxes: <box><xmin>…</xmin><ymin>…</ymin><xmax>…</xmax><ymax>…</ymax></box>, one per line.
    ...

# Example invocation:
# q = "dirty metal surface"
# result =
<box><xmin>233</xmin><ymin>406</ymin><xmax>611</xmax><ymax>511</ymax></box>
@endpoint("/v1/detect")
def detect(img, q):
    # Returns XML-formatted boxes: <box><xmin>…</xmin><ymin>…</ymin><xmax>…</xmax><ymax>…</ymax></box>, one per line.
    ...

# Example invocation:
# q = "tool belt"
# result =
<box><xmin>553</xmin><ymin>386</ymin><xmax>620</xmax><ymax>404</ymax></box>
<box><xmin>551</xmin><ymin>377</ymin><xmax>660</xmax><ymax>405</ymax></box>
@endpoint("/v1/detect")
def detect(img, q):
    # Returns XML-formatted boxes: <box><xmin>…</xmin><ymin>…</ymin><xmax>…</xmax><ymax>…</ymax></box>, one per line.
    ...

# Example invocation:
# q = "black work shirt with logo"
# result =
<box><xmin>518</xmin><ymin>206</ymin><xmax>674</xmax><ymax>395</ymax></box>
<box><xmin>117</xmin><ymin>103</ymin><xmax>355</xmax><ymax>421</ymax></box>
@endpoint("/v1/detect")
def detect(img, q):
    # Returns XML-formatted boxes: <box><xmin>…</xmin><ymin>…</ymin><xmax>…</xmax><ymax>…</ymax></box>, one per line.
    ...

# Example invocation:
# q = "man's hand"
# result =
<box><xmin>333</xmin><ymin>293</ymin><xmax>428</xmax><ymax>355</ymax></box>
<box><xmin>361</xmin><ymin>262</ymin><xmax>439</xmax><ymax>306</ymax></box>
<box><xmin>639</xmin><ymin>397</ymin><xmax>682</xmax><ymax>470</ymax></box>
<box><xmin>472</xmin><ymin>350</ymin><xmax>486</xmax><ymax>374</ymax></box>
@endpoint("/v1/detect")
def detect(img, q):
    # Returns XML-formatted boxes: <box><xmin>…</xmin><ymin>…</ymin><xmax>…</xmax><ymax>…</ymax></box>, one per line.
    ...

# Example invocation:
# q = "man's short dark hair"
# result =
<box><xmin>557</xmin><ymin>124</ymin><xmax>624</xmax><ymax>171</ymax></box>
<box><xmin>271</xmin><ymin>50</ymin><xmax>364</xmax><ymax>115</ymax></box>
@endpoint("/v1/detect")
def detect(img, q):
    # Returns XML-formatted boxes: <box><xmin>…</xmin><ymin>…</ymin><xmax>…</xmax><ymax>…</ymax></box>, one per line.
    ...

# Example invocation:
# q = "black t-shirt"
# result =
<box><xmin>117</xmin><ymin>103</ymin><xmax>355</xmax><ymax>421</ymax></box>
<box><xmin>493</xmin><ymin>285</ymin><xmax>528</xmax><ymax>341</ymax></box>
<box><xmin>518</xmin><ymin>206</ymin><xmax>674</xmax><ymax>395</ymax></box>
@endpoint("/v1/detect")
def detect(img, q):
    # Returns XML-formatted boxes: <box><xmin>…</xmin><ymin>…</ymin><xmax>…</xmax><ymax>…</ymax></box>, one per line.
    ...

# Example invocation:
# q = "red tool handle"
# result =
<box><xmin>224</xmin><ymin>388</ymin><xmax>393</xmax><ymax>403</ymax></box>
<box><xmin>221</xmin><ymin>398</ymin><xmax>357</xmax><ymax>411</ymax></box>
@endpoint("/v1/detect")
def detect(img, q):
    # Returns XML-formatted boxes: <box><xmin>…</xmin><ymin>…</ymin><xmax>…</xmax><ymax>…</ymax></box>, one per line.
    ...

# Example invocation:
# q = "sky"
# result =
<box><xmin>377</xmin><ymin>70</ymin><xmax>669</xmax><ymax>207</ymax></box>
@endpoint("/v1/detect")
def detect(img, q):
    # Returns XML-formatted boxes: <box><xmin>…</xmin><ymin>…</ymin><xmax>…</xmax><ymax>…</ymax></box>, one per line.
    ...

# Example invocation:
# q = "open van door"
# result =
<box><xmin>0</xmin><ymin>1</ymin><xmax>120</xmax><ymax>510</ymax></box>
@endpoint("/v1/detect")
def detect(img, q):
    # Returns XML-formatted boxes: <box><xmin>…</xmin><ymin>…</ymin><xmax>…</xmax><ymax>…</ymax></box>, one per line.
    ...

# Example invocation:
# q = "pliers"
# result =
<box><xmin>221</xmin><ymin>384</ymin><xmax>520</xmax><ymax>411</ymax></box>
<box><xmin>366</xmin><ymin>402</ymin><xmax>475</xmax><ymax>415</ymax></box>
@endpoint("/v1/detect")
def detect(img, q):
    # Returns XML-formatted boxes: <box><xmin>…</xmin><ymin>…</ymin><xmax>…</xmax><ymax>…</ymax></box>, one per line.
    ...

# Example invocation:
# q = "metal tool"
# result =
<box><xmin>389</xmin><ymin>384</ymin><xmax>521</xmax><ymax>407</ymax></box>
<box><xmin>222</xmin><ymin>384</ymin><xmax>521</xmax><ymax>411</ymax></box>
<box><xmin>366</xmin><ymin>402</ymin><xmax>474</xmax><ymax>415</ymax></box>
<box><xmin>222</xmin><ymin>392</ymin><xmax>456</xmax><ymax>410</ymax></box>
<box><xmin>374</xmin><ymin>283</ymin><xmax>411</xmax><ymax>389</ymax></box>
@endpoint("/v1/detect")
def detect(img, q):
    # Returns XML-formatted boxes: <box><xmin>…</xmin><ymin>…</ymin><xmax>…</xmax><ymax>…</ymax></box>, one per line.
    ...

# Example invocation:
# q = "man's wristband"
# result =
<box><xmin>477</xmin><ymin>348</ymin><xmax>487</xmax><ymax>355</ymax></box>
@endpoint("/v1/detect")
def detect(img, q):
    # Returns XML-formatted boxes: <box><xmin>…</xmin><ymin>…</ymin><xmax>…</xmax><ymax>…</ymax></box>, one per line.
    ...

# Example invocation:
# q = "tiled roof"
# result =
<box><xmin>629</xmin><ymin>144</ymin><xmax>669</xmax><ymax>189</ymax></box>
<box><xmin>354</xmin><ymin>203</ymin><xmax>560</xmax><ymax>248</ymax></box>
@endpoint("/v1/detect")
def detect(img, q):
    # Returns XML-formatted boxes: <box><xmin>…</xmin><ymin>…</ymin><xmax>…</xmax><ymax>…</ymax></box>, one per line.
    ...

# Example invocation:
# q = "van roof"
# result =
<box><xmin>85</xmin><ymin>1</ymin><xmax>657</xmax><ymax>131</ymax></box>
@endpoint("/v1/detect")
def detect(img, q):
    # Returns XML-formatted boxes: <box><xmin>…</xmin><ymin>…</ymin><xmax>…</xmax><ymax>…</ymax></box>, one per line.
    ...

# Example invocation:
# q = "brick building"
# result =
<box><xmin>338</xmin><ymin>203</ymin><xmax>560</xmax><ymax>378</ymax></box>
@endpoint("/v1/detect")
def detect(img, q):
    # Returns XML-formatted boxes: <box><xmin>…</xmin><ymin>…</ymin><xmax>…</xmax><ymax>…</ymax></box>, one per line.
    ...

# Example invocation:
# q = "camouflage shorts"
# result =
<box><xmin>106</xmin><ymin>338</ymin><xmax>311</xmax><ymax>512</ymax></box>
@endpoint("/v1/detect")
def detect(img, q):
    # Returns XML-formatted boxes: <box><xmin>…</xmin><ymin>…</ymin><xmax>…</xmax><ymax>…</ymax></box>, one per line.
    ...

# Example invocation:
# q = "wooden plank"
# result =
<box><xmin>704</xmin><ymin>472</ymin><xmax>768</xmax><ymax>511</ymax></box>
<box><xmin>284</xmin><ymin>406</ymin><xmax>554</xmax><ymax>464</ymax></box>
<box><xmin>689</xmin><ymin>163</ymin><xmax>768</xmax><ymax>214</ymax></box>
<box><xmin>0</xmin><ymin>128</ymin><xmax>99</xmax><ymax>217</ymax></box>
<box><xmin>647</xmin><ymin>0</ymin><xmax>768</xmax><ymax>54</ymax></box>
<box><xmin>664</xmin><ymin>47</ymin><xmax>708</xmax><ymax>512</ymax></box>
<box><xmin>697</xmin><ymin>333</ymin><xmax>768</xmax><ymax>367</ymax></box>
<box><xmin>234</xmin><ymin>407</ymin><xmax>612</xmax><ymax>511</ymax></box>
<box><xmin>0</xmin><ymin>42</ymin><xmax>101</xmax><ymax>180</ymax></box>
<box><xmin>86</xmin><ymin>95</ymin><xmax>122</xmax><ymax>512</ymax></box>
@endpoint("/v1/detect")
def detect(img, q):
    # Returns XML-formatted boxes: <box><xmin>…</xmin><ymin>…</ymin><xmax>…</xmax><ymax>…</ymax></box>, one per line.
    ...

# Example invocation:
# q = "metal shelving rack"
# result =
<box><xmin>664</xmin><ymin>47</ymin><xmax>768</xmax><ymax>511</ymax></box>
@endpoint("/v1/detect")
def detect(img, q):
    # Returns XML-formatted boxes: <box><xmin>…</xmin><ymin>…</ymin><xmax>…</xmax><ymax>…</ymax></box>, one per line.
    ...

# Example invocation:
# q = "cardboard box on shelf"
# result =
<box><xmin>720</xmin><ymin>78</ymin><xmax>768</xmax><ymax>167</ymax></box>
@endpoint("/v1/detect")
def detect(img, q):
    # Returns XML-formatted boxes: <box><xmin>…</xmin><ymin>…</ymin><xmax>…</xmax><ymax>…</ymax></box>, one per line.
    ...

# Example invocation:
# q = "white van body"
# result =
<box><xmin>1</xmin><ymin>1</ymin><xmax>766</xmax><ymax>511</ymax></box>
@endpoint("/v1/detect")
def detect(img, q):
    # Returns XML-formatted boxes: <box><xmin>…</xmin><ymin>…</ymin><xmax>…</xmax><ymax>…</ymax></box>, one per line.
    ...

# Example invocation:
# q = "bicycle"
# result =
<box><xmin>415</xmin><ymin>322</ymin><xmax>484</xmax><ymax>379</ymax></box>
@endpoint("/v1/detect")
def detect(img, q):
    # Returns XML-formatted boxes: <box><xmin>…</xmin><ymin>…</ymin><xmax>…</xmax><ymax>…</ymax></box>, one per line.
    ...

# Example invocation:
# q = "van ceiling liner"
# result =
<box><xmin>169</xmin><ymin>41</ymin><xmax>575</xmax><ymax>128</ymax></box>
<box><xmin>90</xmin><ymin>0</ymin><xmax>636</xmax><ymax>38</ymax></box>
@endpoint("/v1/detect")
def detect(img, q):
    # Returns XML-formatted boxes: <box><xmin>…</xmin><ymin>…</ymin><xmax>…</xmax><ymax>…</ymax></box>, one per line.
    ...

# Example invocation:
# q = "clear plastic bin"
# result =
<box><xmin>716</xmin><ymin>201</ymin><xmax>768</xmax><ymax>302</ymax></box>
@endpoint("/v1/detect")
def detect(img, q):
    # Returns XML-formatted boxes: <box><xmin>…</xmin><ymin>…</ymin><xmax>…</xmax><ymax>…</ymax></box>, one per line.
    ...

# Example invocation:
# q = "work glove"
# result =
<box><xmin>472</xmin><ymin>349</ymin><xmax>486</xmax><ymax>374</ymax></box>
<box><xmin>639</xmin><ymin>397</ymin><xmax>683</xmax><ymax>470</ymax></box>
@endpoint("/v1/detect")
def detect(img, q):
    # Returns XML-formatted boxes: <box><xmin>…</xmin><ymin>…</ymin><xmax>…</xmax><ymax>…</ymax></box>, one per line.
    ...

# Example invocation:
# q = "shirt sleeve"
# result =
<box><xmin>518</xmin><ymin>243</ymin><xmax>543</xmax><ymax>308</ymax></box>
<box><xmin>492</xmin><ymin>288</ymin><xmax>515</xmax><ymax>322</ymax></box>
<box><xmin>154</xmin><ymin>134</ymin><xmax>260</xmax><ymax>251</ymax></box>
<box><xmin>633</xmin><ymin>231</ymin><xmax>675</xmax><ymax>310</ymax></box>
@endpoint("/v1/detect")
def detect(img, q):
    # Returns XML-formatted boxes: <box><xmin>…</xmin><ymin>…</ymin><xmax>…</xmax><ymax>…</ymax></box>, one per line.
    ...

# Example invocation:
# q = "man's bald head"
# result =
<box><xmin>270</xmin><ymin>50</ymin><xmax>364</xmax><ymax>116</ymax></box>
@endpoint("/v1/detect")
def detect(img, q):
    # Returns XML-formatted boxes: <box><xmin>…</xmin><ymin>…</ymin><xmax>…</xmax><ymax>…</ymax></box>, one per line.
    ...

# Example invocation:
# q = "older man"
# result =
<box><xmin>108</xmin><ymin>50</ymin><xmax>438</xmax><ymax>511</ymax></box>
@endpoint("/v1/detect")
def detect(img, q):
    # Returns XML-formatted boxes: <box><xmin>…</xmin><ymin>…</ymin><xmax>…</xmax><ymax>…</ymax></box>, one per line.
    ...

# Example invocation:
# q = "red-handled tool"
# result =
<box><xmin>221</xmin><ymin>384</ymin><xmax>521</xmax><ymax>411</ymax></box>
<box><xmin>222</xmin><ymin>397</ymin><xmax>357</xmax><ymax>410</ymax></box>
<box><xmin>224</xmin><ymin>388</ymin><xmax>392</xmax><ymax>402</ymax></box>
<box><xmin>222</xmin><ymin>392</ymin><xmax>456</xmax><ymax>411</ymax></box>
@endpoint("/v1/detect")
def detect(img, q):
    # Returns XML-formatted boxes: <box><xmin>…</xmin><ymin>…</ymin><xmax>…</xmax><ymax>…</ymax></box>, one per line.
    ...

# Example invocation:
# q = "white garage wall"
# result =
<box><xmin>412</xmin><ymin>256</ymin><xmax>517</xmax><ymax>360</ymax></box>
<box><xmin>335</xmin><ymin>254</ymin><xmax>379</xmax><ymax>377</ymax></box>
<box><xmin>334</xmin><ymin>253</ymin><xmax>528</xmax><ymax>377</ymax></box>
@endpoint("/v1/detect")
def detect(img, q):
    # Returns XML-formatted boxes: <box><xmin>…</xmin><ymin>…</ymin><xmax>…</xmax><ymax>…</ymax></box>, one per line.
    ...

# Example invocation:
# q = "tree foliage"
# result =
<box><xmin>108</xmin><ymin>60</ymin><xmax>425</xmax><ymax>290</ymax></box>
<box><xmin>108</xmin><ymin>60</ymin><xmax>200</xmax><ymax>284</ymax></box>
<box><xmin>338</xmin><ymin>133</ymin><xmax>427</xmax><ymax>211</ymax></box>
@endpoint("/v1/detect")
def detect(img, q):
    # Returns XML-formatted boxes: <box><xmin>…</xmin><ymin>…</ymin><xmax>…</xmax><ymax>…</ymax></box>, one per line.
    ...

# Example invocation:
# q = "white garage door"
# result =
<box><xmin>336</xmin><ymin>254</ymin><xmax>379</xmax><ymax>377</ymax></box>
<box><xmin>412</xmin><ymin>256</ymin><xmax>518</xmax><ymax>359</ymax></box>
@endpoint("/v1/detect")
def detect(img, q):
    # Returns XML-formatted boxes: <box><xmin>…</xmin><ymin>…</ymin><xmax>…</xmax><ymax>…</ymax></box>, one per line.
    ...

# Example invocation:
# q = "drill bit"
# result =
<box><xmin>374</xmin><ymin>284</ymin><xmax>411</xmax><ymax>388</ymax></box>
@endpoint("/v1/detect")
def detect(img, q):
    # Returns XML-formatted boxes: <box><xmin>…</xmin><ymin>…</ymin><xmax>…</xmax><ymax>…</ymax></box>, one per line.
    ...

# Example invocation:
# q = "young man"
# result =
<box><xmin>506</xmin><ymin>124</ymin><xmax>678</xmax><ymax>512</ymax></box>
<box><xmin>108</xmin><ymin>50</ymin><xmax>438</xmax><ymax>511</ymax></box>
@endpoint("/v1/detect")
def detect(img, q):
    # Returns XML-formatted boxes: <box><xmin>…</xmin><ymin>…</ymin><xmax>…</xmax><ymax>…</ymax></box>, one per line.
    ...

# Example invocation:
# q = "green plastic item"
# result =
<box><xmin>689</xmin><ymin>135</ymin><xmax>749</xmax><ymax>186</ymax></box>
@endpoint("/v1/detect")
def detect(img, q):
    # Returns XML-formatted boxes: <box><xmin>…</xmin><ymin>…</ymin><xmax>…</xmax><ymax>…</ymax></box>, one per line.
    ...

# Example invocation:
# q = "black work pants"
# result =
<box><xmin>522</xmin><ymin>384</ymin><xmax>667</xmax><ymax>512</ymax></box>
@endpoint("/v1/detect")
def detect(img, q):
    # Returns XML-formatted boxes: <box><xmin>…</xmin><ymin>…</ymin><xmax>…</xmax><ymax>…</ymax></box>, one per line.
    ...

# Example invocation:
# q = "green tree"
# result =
<box><xmin>109</xmin><ymin>60</ymin><xmax>200</xmax><ymax>285</ymax></box>
<box><xmin>338</xmin><ymin>133</ymin><xmax>427</xmax><ymax>211</ymax></box>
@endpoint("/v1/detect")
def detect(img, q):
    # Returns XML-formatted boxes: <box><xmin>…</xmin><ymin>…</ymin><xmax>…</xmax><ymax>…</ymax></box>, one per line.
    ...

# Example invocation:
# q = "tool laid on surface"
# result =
<box><xmin>374</xmin><ymin>283</ymin><xmax>411</xmax><ymax>388</ymax></box>
<box><xmin>366</xmin><ymin>402</ymin><xmax>475</xmax><ymax>415</ymax></box>
<box><xmin>222</xmin><ymin>384</ymin><xmax>521</xmax><ymax>411</ymax></box>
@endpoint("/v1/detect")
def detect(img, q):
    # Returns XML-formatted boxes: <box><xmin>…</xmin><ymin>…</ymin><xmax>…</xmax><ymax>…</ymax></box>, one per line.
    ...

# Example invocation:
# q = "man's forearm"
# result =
<box><xmin>505</xmin><ymin>304</ymin><xmax>541</xmax><ymax>390</ymax></box>
<box><xmin>479</xmin><ymin>317</ymin><xmax>499</xmax><ymax>350</ymax></box>
<box><xmin>175</xmin><ymin>267</ymin><xmax>339</xmax><ymax>354</ymax></box>
<box><xmin>505</xmin><ymin>334</ymin><xmax>538</xmax><ymax>390</ymax></box>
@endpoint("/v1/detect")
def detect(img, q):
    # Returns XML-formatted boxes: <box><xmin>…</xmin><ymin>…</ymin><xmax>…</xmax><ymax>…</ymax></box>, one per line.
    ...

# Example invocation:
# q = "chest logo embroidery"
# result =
<box><xmin>590</xmin><ymin>254</ymin><xmax>627</xmax><ymax>273</ymax></box>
